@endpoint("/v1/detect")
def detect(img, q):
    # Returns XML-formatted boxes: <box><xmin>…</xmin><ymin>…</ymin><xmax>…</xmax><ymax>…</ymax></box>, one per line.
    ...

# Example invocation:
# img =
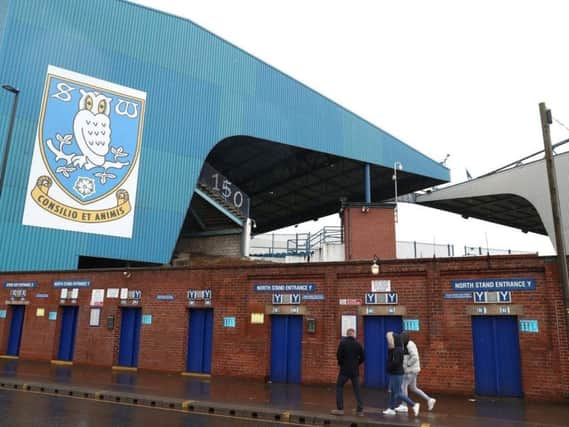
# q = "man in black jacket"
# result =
<box><xmin>331</xmin><ymin>328</ymin><xmax>365</xmax><ymax>416</ymax></box>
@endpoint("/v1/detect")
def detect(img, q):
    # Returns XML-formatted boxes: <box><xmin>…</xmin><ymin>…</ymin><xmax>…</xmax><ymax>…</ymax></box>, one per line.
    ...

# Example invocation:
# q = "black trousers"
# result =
<box><xmin>336</xmin><ymin>373</ymin><xmax>363</xmax><ymax>411</ymax></box>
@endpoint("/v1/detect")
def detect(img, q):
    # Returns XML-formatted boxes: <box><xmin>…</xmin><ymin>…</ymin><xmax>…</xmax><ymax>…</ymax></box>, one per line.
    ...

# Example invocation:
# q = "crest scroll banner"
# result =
<box><xmin>22</xmin><ymin>66</ymin><xmax>146</xmax><ymax>238</ymax></box>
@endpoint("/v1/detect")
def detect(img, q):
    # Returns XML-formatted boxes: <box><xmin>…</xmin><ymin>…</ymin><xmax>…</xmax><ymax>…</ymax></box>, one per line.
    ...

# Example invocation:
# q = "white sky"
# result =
<box><xmin>131</xmin><ymin>0</ymin><xmax>569</xmax><ymax>256</ymax></box>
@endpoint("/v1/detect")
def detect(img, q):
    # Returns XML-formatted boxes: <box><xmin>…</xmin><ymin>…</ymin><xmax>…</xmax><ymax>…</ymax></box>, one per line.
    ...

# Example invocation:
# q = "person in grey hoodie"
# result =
<box><xmin>395</xmin><ymin>332</ymin><xmax>436</xmax><ymax>413</ymax></box>
<box><xmin>382</xmin><ymin>332</ymin><xmax>420</xmax><ymax>416</ymax></box>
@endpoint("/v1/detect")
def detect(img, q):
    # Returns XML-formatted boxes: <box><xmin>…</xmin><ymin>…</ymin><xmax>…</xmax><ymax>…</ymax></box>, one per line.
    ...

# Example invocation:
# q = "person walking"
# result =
<box><xmin>395</xmin><ymin>332</ymin><xmax>436</xmax><ymax>413</ymax></box>
<box><xmin>382</xmin><ymin>332</ymin><xmax>420</xmax><ymax>416</ymax></box>
<box><xmin>331</xmin><ymin>328</ymin><xmax>365</xmax><ymax>416</ymax></box>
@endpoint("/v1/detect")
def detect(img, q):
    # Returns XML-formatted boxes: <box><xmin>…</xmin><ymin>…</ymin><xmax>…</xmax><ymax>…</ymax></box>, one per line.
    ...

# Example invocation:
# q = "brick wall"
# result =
<box><xmin>0</xmin><ymin>255</ymin><xmax>567</xmax><ymax>400</ymax></box>
<box><xmin>342</xmin><ymin>206</ymin><xmax>396</xmax><ymax>260</ymax></box>
<box><xmin>177</xmin><ymin>233</ymin><xmax>242</xmax><ymax>258</ymax></box>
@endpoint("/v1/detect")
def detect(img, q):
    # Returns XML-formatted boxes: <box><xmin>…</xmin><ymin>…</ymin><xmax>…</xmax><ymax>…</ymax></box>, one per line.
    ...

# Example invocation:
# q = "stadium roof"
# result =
<box><xmin>0</xmin><ymin>0</ymin><xmax>449</xmax><ymax>271</ymax></box>
<box><xmin>416</xmin><ymin>147</ymin><xmax>569</xmax><ymax>252</ymax></box>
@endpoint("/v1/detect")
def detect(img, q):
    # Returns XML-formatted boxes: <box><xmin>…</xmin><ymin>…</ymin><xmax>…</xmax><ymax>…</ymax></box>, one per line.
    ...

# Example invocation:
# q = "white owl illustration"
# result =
<box><xmin>72</xmin><ymin>89</ymin><xmax>113</xmax><ymax>170</ymax></box>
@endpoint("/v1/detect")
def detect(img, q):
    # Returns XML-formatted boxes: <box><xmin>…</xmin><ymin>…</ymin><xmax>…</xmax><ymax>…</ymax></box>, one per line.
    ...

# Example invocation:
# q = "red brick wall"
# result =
<box><xmin>343</xmin><ymin>206</ymin><xmax>396</xmax><ymax>260</ymax></box>
<box><xmin>0</xmin><ymin>255</ymin><xmax>568</xmax><ymax>400</ymax></box>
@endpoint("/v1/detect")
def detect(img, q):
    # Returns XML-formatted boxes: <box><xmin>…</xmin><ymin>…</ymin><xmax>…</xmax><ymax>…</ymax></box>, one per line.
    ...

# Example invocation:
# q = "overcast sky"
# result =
<box><xmin>130</xmin><ymin>0</ymin><xmax>569</xmax><ymax>256</ymax></box>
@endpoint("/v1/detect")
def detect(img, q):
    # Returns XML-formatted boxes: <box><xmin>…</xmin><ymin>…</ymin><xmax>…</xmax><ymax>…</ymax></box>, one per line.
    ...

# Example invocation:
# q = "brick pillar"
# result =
<box><xmin>342</xmin><ymin>204</ymin><xmax>396</xmax><ymax>260</ymax></box>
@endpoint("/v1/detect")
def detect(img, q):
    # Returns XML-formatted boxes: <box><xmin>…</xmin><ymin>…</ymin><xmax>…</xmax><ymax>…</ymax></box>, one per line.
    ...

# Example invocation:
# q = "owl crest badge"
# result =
<box><xmin>22</xmin><ymin>66</ymin><xmax>146</xmax><ymax>238</ymax></box>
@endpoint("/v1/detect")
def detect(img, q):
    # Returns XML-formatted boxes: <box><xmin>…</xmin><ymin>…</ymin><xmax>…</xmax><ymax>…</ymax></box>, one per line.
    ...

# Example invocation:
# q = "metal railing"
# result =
<box><xmin>250</xmin><ymin>226</ymin><xmax>342</xmax><ymax>258</ymax></box>
<box><xmin>463</xmin><ymin>245</ymin><xmax>535</xmax><ymax>256</ymax></box>
<box><xmin>396</xmin><ymin>240</ymin><xmax>455</xmax><ymax>258</ymax></box>
<box><xmin>286</xmin><ymin>226</ymin><xmax>343</xmax><ymax>255</ymax></box>
<box><xmin>250</xmin><ymin>227</ymin><xmax>535</xmax><ymax>260</ymax></box>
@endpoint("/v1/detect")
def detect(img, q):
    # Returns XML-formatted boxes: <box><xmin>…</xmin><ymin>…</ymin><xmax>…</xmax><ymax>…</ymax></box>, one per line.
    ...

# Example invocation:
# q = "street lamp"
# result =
<box><xmin>371</xmin><ymin>254</ymin><xmax>380</xmax><ymax>275</ymax></box>
<box><xmin>392</xmin><ymin>161</ymin><xmax>403</xmax><ymax>222</ymax></box>
<box><xmin>0</xmin><ymin>84</ymin><xmax>20</xmax><ymax>197</ymax></box>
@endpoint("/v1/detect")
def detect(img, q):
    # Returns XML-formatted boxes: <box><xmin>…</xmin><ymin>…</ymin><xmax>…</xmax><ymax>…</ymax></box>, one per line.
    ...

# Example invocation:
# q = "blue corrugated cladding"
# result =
<box><xmin>0</xmin><ymin>0</ymin><xmax>8</xmax><ymax>49</ymax></box>
<box><xmin>0</xmin><ymin>0</ymin><xmax>449</xmax><ymax>272</ymax></box>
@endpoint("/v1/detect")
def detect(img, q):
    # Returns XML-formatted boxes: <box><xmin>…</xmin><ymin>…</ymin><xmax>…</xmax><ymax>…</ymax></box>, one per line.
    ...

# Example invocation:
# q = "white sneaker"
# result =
<box><xmin>395</xmin><ymin>404</ymin><xmax>408</xmax><ymax>413</ymax></box>
<box><xmin>412</xmin><ymin>403</ymin><xmax>420</xmax><ymax>416</ymax></box>
<box><xmin>427</xmin><ymin>398</ymin><xmax>436</xmax><ymax>411</ymax></box>
<box><xmin>382</xmin><ymin>408</ymin><xmax>396</xmax><ymax>415</ymax></box>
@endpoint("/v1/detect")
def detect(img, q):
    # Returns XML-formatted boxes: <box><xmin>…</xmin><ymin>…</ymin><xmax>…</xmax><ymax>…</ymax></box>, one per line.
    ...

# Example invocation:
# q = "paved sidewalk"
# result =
<box><xmin>0</xmin><ymin>359</ymin><xmax>567</xmax><ymax>426</ymax></box>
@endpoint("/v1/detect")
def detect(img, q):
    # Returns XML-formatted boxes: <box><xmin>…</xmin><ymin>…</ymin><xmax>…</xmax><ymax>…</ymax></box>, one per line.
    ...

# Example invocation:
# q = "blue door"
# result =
<box><xmin>57</xmin><ymin>306</ymin><xmax>79</xmax><ymax>361</ymax></box>
<box><xmin>364</xmin><ymin>316</ymin><xmax>402</xmax><ymax>388</ymax></box>
<box><xmin>186</xmin><ymin>308</ymin><xmax>214</xmax><ymax>374</ymax></box>
<box><xmin>118</xmin><ymin>308</ymin><xmax>141</xmax><ymax>367</ymax></box>
<box><xmin>6</xmin><ymin>306</ymin><xmax>25</xmax><ymax>356</ymax></box>
<box><xmin>472</xmin><ymin>316</ymin><xmax>522</xmax><ymax>397</ymax></box>
<box><xmin>270</xmin><ymin>315</ymin><xmax>302</xmax><ymax>383</ymax></box>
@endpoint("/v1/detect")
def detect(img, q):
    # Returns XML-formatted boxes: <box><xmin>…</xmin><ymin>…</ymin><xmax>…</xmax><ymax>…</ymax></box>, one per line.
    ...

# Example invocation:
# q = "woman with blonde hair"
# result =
<box><xmin>396</xmin><ymin>332</ymin><xmax>436</xmax><ymax>413</ymax></box>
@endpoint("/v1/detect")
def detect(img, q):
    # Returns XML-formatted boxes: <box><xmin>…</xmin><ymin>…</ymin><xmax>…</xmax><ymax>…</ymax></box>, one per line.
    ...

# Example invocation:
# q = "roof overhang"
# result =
<box><xmin>417</xmin><ymin>193</ymin><xmax>545</xmax><ymax>235</ymax></box>
<box><xmin>204</xmin><ymin>136</ymin><xmax>448</xmax><ymax>233</ymax></box>
<box><xmin>414</xmin><ymin>152</ymin><xmax>569</xmax><ymax>250</ymax></box>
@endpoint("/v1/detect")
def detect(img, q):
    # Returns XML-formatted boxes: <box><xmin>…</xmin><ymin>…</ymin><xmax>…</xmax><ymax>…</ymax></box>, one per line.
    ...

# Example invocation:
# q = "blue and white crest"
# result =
<box><xmin>39</xmin><ymin>73</ymin><xmax>142</xmax><ymax>204</ymax></box>
<box><xmin>23</xmin><ymin>66</ymin><xmax>146</xmax><ymax>238</ymax></box>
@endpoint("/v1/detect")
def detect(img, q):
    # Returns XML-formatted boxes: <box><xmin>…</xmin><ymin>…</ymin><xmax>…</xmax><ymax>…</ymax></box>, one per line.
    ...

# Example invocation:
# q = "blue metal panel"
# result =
<box><xmin>202</xmin><ymin>309</ymin><xmax>213</xmax><ymax>374</ymax></box>
<box><xmin>494</xmin><ymin>317</ymin><xmax>523</xmax><ymax>397</ymax></box>
<box><xmin>187</xmin><ymin>309</ymin><xmax>204</xmax><ymax>373</ymax></box>
<box><xmin>0</xmin><ymin>0</ymin><xmax>450</xmax><ymax>272</ymax></box>
<box><xmin>0</xmin><ymin>0</ymin><xmax>9</xmax><ymax>51</ymax></box>
<box><xmin>57</xmin><ymin>306</ymin><xmax>78</xmax><ymax>361</ymax></box>
<box><xmin>472</xmin><ymin>316</ymin><xmax>522</xmax><ymax>397</ymax></box>
<box><xmin>132</xmin><ymin>308</ymin><xmax>141</xmax><ymax>366</ymax></box>
<box><xmin>364</xmin><ymin>316</ymin><xmax>402</xmax><ymax>388</ymax></box>
<box><xmin>187</xmin><ymin>308</ymin><xmax>213</xmax><ymax>374</ymax></box>
<box><xmin>270</xmin><ymin>315</ymin><xmax>287</xmax><ymax>383</ymax></box>
<box><xmin>7</xmin><ymin>305</ymin><xmax>25</xmax><ymax>356</ymax></box>
<box><xmin>472</xmin><ymin>316</ymin><xmax>496</xmax><ymax>395</ymax></box>
<box><xmin>286</xmin><ymin>315</ymin><xmax>302</xmax><ymax>384</ymax></box>
<box><xmin>118</xmin><ymin>307</ymin><xmax>141</xmax><ymax>367</ymax></box>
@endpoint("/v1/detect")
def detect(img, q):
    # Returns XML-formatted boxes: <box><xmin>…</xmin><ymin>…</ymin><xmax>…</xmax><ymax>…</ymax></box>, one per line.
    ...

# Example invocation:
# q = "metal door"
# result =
<box><xmin>270</xmin><ymin>315</ymin><xmax>302</xmax><ymax>383</ymax></box>
<box><xmin>186</xmin><ymin>308</ymin><xmax>214</xmax><ymax>373</ymax></box>
<box><xmin>363</xmin><ymin>316</ymin><xmax>402</xmax><ymax>388</ymax></box>
<box><xmin>118</xmin><ymin>308</ymin><xmax>141</xmax><ymax>367</ymax></box>
<box><xmin>57</xmin><ymin>306</ymin><xmax>79</xmax><ymax>361</ymax></box>
<box><xmin>6</xmin><ymin>306</ymin><xmax>25</xmax><ymax>356</ymax></box>
<box><xmin>472</xmin><ymin>316</ymin><xmax>522</xmax><ymax>397</ymax></box>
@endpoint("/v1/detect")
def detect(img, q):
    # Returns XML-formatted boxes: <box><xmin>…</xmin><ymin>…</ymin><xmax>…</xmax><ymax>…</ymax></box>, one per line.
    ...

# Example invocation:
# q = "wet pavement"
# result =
<box><xmin>0</xmin><ymin>359</ymin><xmax>568</xmax><ymax>426</ymax></box>
<box><xmin>0</xmin><ymin>390</ymin><xmax>285</xmax><ymax>426</ymax></box>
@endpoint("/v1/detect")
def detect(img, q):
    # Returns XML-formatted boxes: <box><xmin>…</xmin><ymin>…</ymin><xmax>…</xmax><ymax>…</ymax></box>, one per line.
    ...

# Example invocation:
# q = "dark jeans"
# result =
<box><xmin>388</xmin><ymin>374</ymin><xmax>416</xmax><ymax>409</ymax></box>
<box><xmin>336</xmin><ymin>373</ymin><xmax>363</xmax><ymax>411</ymax></box>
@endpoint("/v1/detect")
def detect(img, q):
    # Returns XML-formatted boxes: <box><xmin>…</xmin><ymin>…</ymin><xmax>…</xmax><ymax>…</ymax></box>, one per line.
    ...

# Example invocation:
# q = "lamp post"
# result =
<box><xmin>0</xmin><ymin>84</ymin><xmax>20</xmax><ymax>197</ymax></box>
<box><xmin>392</xmin><ymin>161</ymin><xmax>403</xmax><ymax>222</ymax></box>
